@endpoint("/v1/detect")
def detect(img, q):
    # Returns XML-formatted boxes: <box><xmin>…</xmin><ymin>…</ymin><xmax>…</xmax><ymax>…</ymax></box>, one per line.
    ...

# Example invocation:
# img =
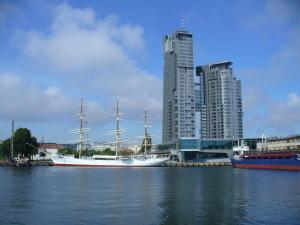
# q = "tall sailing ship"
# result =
<box><xmin>51</xmin><ymin>98</ymin><xmax>169</xmax><ymax>167</ymax></box>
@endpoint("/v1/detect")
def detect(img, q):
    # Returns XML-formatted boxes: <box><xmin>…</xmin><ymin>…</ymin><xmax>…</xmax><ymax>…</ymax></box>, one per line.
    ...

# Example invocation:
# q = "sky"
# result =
<box><xmin>0</xmin><ymin>0</ymin><xmax>300</xmax><ymax>144</ymax></box>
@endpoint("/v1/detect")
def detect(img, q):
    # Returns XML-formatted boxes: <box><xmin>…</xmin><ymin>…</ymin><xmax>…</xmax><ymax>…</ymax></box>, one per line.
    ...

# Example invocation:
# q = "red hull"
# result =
<box><xmin>234</xmin><ymin>164</ymin><xmax>300</xmax><ymax>171</ymax></box>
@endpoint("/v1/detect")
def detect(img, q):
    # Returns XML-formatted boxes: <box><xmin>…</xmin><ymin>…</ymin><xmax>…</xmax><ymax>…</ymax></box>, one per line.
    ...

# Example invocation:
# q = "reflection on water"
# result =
<box><xmin>159</xmin><ymin>168</ymin><xmax>247</xmax><ymax>225</ymax></box>
<box><xmin>0</xmin><ymin>167</ymin><xmax>300</xmax><ymax>225</ymax></box>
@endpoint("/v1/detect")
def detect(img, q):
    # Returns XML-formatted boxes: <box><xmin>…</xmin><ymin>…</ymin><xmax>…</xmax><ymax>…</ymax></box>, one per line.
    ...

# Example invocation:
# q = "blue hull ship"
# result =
<box><xmin>231</xmin><ymin>151</ymin><xmax>300</xmax><ymax>171</ymax></box>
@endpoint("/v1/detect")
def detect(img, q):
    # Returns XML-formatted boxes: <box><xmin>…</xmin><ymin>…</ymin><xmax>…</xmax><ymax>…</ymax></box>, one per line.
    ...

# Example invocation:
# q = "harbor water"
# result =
<box><xmin>0</xmin><ymin>167</ymin><xmax>300</xmax><ymax>225</ymax></box>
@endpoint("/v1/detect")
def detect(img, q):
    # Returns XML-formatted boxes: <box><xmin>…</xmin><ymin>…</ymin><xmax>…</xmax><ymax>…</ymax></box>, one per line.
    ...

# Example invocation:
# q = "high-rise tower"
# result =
<box><xmin>162</xmin><ymin>30</ymin><xmax>195</xmax><ymax>143</ymax></box>
<box><xmin>196</xmin><ymin>61</ymin><xmax>243</xmax><ymax>139</ymax></box>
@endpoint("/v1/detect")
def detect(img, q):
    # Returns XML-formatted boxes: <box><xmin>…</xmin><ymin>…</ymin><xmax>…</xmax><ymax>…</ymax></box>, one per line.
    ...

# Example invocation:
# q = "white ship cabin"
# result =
<box><xmin>92</xmin><ymin>155</ymin><xmax>119</xmax><ymax>160</ymax></box>
<box><xmin>232</xmin><ymin>140</ymin><xmax>250</xmax><ymax>159</ymax></box>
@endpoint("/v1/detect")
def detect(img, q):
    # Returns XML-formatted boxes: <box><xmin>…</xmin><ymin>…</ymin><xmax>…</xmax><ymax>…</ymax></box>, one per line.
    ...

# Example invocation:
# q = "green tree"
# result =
<box><xmin>13</xmin><ymin>128</ymin><xmax>38</xmax><ymax>158</ymax></box>
<box><xmin>76</xmin><ymin>149</ymin><xmax>90</xmax><ymax>158</ymax></box>
<box><xmin>57</xmin><ymin>147</ymin><xmax>75</xmax><ymax>155</ymax></box>
<box><xmin>0</xmin><ymin>139</ymin><xmax>11</xmax><ymax>160</ymax></box>
<box><xmin>102</xmin><ymin>148</ymin><xmax>115</xmax><ymax>155</ymax></box>
<box><xmin>139</xmin><ymin>134</ymin><xmax>152</xmax><ymax>154</ymax></box>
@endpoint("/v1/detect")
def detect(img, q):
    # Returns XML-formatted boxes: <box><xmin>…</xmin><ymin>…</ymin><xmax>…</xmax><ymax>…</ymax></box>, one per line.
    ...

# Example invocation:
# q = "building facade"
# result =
<box><xmin>91</xmin><ymin>142</ymin><xmax>115</xmax><ymax>151</ymax></box>
<box><xmin>157</xmin><ymin>137</ymin><xmax>259</xmax><ymax>162</ymax></box>
<box><xmin>196</xmin><ymin>61</ymin><xmax>243</xmax><ymax>139</ymax></box>
<box><xmin>162</xmin><ymin>30</ymin><xmax>195</xmax><ymax>143</ymax></box>
<box><xmin>38</xmin><ymin>143</ymin><xmax>63</xmax><ymax>154</ymax></box>
<box><xmin>257</xmin><ymin>135</ymin><xmax>300</xmax><ymax>151</ymax></box>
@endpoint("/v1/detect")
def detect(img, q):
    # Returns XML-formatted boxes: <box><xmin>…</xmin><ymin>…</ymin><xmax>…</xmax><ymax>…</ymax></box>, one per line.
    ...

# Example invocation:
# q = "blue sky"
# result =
<box><xmin>0</xmin><ymin>0</ymin><xmax>300</xmax><ymax>143</ymax></box>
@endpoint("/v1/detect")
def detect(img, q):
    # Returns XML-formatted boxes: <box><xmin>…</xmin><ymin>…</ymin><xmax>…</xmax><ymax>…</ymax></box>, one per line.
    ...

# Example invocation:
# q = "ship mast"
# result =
<box><xmin>79</xmin><ymin>97</ymin><xmax>84</xmax><ymax>158</ymax></box>
<box><xmin>143</xmin><ymin>107</ymin><xmax>148</xmax><ymax>155</ymax></box>
<box><xmin>105</xmin><ymin>98</ymin><xmax>127</xmax><ymax>158</ymax></box>
<box><xmin>70</xmin><ymin>97</ymin><xmax>91</xmax><ymax>158</ymax></box>
<box><xmin>115</xmin><ymin>98</ymin><xmax>121</xmax><ymax>157</ymax></box>
<box><xmin>142</xmin><ymin>107</ymin><xmax>153</xmax><ymax>156</ymax></box>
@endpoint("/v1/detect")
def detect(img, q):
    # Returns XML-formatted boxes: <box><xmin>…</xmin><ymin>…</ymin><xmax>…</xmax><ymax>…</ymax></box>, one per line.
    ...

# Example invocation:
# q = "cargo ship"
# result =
<box><xmin>230</xmin><ymin>141</ymin><xmax>300</xmax><ymax>171</ymax></box>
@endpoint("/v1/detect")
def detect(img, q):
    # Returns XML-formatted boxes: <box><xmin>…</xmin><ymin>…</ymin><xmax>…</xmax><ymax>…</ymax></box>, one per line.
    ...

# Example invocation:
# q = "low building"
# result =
<box><xmin>257</xmin><ymin>135</ymin><xmax>300</xmax><ymax>151</ymax></box>
<box><xmin>126</xmin><ymin>144</ymin><xmax>139</xmax><ymax>154</ymax></box>
<box><xmin>158</xmin><ymin>137</ymin><xmax>260</xmax><ymax>162</ymax></box>
<box><xmin>91</xmin><ymin>142</ymin><xmax>114</xmax><ymax>151</ymax></box>
<box><xmin>119</xmin><ymin>147</ymin><xmax>135</xmax><ymax>155</ymax></box>
<box><xmin>39</xmin><ymin>143</ymin><xmax>63</xmax><ymax>154</ymax></box>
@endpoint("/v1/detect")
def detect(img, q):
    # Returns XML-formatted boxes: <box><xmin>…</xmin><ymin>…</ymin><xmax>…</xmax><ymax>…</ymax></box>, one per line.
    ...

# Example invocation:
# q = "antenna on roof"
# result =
<box><xmin>180</xmin><ymin>19</ymin><xmax>184</xmax><ymax>29</ymax></box>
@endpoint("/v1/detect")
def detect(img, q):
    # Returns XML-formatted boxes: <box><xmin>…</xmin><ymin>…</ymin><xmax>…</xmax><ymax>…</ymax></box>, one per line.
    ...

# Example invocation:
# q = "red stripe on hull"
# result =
<box><xmin>54</xmin><ymin>163</ymin><xmax>158</xmax><ymax>167</ymax></box>
<box><xmin>233</xmin><ymin>164</ymin><xmax>300</xmax><ymax>171</ymax></box>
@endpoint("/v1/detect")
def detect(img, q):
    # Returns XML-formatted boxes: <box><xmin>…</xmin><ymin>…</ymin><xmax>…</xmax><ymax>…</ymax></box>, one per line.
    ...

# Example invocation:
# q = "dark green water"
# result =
<box><xmin>0</xmin><ymin>167</ymin><xmax>300</xmax><ymax>225</ymax></box>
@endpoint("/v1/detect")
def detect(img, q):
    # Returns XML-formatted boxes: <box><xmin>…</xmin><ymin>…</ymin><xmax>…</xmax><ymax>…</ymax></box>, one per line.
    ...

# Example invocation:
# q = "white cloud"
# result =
<box><xmin>268</xmin><ymin>93</ymin><xmax>300</xmax><ymax>128</ymax></box>
<box><xmin>0</xmin><ymin>73</ymin><xmax>71</xmax><ymax>121</ymax></box>
<box><xmin>18</xmin><ymin>3</ymin><xmax>162</xmax><ymax>122</ymax></box>
<box><xmin>0</xmin><ymin>73</ymin><xmax>105</xmax><ymax>124</ymax></box>
<box><xmin>52</xmin><ymin>2</ymin><xmax>97</xmax><ymax>30</ymax></box>
<box><xmin>238</xmin><ymin>2</ymin><xmax>300</xmax><ymax>137</ymax></box>
<box><xmin>242</xmin><ymin>86</ymin><xmax>300</xmax><ymax>136</ymax></box>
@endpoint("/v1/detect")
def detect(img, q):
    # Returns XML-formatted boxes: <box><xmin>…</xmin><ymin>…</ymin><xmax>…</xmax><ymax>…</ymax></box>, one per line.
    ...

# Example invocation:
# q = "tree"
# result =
<box><xmin>139</xmin><ymin>134</ymin><xmax>152</xmax><ymax>154</ymax></box>
<box><xmin>102</xmin><ymin>148</ymin><xmax>115</xmax><ymax>155</ymax></box>
<box><xmin>13</xmin><ymin>128</ymin><xmax>38</xmax><ymax>158</ymax></box>
<box><xmin>58</xmin><ymin>147</ymin><xmax>117</xmax><ymax>158</ymax></box>
<box><xmin>0</xmin><ymin>139</ymin><xmax>11</xmax><ymax>160</ymax></box>
<box><xmin>0</xmin><ymin>128</ymin><xmax>38</xmax><ymax>160</ymax></box>
<box><xmin>74</xmin><ymin>149</ymin><xmax>90</xmax><ymax>158</ymax></box>
<box><xmin>57</xmin><ymin>147</ymin><xmax>75</xmax><ymax>156</ymax></box>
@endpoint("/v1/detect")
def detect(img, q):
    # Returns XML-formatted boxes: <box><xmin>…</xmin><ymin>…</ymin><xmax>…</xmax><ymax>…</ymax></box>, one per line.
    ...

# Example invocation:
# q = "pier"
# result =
<box><xmin>164</xmin><ymin>161</ymin><xmax>232</xmax><ymax>167</ymax></box>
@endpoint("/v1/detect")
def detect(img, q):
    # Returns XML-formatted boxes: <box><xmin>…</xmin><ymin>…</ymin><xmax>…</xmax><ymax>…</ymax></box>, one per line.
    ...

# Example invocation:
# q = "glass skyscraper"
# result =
<box><xmin>162</xmin><ymin>30</ymin><xmax>195</xmax><ymax>144</ymax></box>
<box><xmin>196</xmin><ymin>61</ymin><xmax>243</xmax><ymax>139</ymax></box>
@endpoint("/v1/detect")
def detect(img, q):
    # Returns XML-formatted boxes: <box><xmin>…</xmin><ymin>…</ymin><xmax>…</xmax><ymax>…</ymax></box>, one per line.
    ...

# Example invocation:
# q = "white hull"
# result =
<box><xmin>51</xmin><ymin>155</ymin><xmax>169</xmax><ymax>167</ymax></box>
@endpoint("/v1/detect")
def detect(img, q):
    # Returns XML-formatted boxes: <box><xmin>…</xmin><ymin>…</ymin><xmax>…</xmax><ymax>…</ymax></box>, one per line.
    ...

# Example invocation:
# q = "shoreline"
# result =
<box><xmin>0</xmin><ymin>160</ymin><xmax>54</xmax><ymax>167</ymax></box>
<box><xmin>0</xmin><ymin>160</ymin><xmax>232</xmax><ymax>167</ymax></box>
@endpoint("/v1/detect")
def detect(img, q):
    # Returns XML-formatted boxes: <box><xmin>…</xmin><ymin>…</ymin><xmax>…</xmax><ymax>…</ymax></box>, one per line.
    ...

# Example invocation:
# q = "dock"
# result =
<box><xmin>0</xmin><ymin>160</ymin><xmax>54</xmax><ymax>167</ymax></box>
<box><xmin>164</xmin><ymin>161</ymin><xmax>232</xmax><ymax>167</ymax></box>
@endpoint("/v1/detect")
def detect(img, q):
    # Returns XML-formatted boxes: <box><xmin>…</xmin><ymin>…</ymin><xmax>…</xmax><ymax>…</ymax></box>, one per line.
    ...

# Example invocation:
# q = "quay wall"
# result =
<box><xmin>0</xmin><ymin>160</ymin><xmax>54</xmax><ymax>166</ymax></box>
<box><xmin>164</xmin><ymin>161</ymin><xmax>232</xmax><ymax>167</ymax></box>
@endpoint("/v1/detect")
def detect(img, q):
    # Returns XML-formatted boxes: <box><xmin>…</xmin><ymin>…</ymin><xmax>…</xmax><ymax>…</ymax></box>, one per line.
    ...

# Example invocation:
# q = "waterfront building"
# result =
<box><xmin>91</xmin><ymin>142</ymin><xmax>114</xmax><ymax>151</ymax></box>
<box><xmin>158</xmin><ymin>137</ymin><xmax>259</xmax><ymax>162</ymax></box>
<box><xmin>38</xmin><ymin>143</ymin><xmax>63</xmax><ymax>155</ymax></box>
<box><xmin>162</xmin><ymin>29</ymin><xmax>195</xmax><ymax>144</ymax></box>
<box><xmin>257</xmin><ymin>134</ymin><xmax>300</xmax><ymax>151</ymax></box>
<box><xmin>196</xmin><ymin>61</ymin><xmax>243</xmax><ymax>139</ymax></box>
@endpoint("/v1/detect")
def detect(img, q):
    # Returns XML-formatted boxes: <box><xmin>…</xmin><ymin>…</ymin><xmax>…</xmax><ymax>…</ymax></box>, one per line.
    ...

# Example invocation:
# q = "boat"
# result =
<box><xmin>51</xmin><ymin>98</ymin><xmax>169</xmax><ymax>167</ymax></box>
<box><xmin>51</xmin><ymin>154</ymin><xmax>169</xmax><ymax>167</ymax></box>
<box><xmin>230</xmin><ymin>140</ymin><xmax>300</xmax><ymax>171</ymax></box>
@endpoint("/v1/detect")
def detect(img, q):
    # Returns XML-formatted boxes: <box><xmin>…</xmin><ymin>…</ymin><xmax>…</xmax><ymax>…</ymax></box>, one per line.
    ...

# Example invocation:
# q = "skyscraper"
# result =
<box><xmin>162</xmin><ymin>30</ymin><xmax>195</xmax><ymax>144</ymax></box>
<box><xmin>196</xmin><ymin>61</ymin><xmax>243</xmax><ymax>139</ymax></box>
